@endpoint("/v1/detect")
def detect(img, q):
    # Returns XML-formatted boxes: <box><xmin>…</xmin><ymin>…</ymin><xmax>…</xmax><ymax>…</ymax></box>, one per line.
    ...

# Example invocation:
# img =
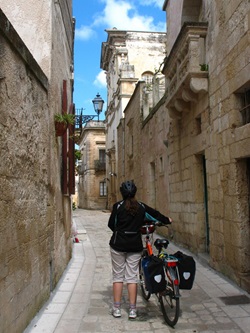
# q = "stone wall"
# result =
<box><xmin>118</xmin><ymin>82</ymin><xmax>171</xmax><ymax>217</ymax></box>
<box><xmin>78</xmin><ymin>122</ymin><xmax>107</xmax><ymax>210</ymax></box>
<box><xmin>163</xmin><ymin>0</ymin><xmax>250</xmax><ymax>291</ymax></box>
<box><xmin>0</xmin><ymin>0</ymin><xmax>52</xmax><ymax>77</ymax></box>
<box><xmin>0</xmin><ymin>6</ymin><xmax>73</xmax><ymax>332</ymax></box>
<box><xmin>166</xmin><ymin>94</ymin><xmax>210</xmax><ymax>253</ymax></box>
<box><xmin>101</xmin><ymin>30</ymin><xmax>167</xmax><ymax>208</ymax></box>
<box><xmin>119</xmin><ymin>83</ymin><xmax>142</xmax><ymax>194</ymax></box>
<box><xmin>204</xmin><ymin>0</ymin><xmax>250</xmax><ymax>290</ymax></box>
<box><xmin>116</xmin><ymin>0</ymin><xmax>250</xmax><ymax>293</ymax></box>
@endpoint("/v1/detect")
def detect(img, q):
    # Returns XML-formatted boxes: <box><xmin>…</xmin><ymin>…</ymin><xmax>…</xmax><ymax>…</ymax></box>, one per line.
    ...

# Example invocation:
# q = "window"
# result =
<box><xmin>195</xmin><ymin>115</ymin><xmax>202</xmax><ymax>134</ymax></box>
<box><xmin>159</xmin><ymin>156</ymin><xmax>164</xmax><ymax>173</ymax></box>
<box><xmin>100</xmin><ymin>181</ymin><xmax>107</xmax><ymax>197</ymax></box>
<box><xmin>239</xmin><ymin>89</ymin><xmax>250</xmax><ymax>125</ymax></box>
<box><xmin>127</xmin><ymin>118</ymin><xmax>134</xmax><ymax>158</ymax></box>
<box><xmin>130</xmin><ymin>135</ymin><xmax>134</xmax><ymax>157</ymax></box>
<box><xmin>94</xmin><ymin>149</ymin><xmax>106</xmax><ymax>171</ymax></box>
<box><xmin>99</xmin><ymin>149</ymin><xmax>106</xmax><ymax>163</ymax></box>
<box><xmin>141</xmin><ymin>71</ymin><xmax>153</xmax><ymax>84</ymax></box>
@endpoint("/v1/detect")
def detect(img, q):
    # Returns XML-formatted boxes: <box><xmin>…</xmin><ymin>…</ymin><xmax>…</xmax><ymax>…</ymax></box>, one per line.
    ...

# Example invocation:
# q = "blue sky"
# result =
<box><xmin>73</xmin><ymin>0</ymin><xmax>166</xmax><ymax>121</ymax></box>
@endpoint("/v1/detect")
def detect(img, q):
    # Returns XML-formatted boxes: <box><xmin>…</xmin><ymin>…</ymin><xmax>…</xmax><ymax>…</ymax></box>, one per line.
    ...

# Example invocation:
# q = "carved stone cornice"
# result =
<box><xmin>162</xmin><ymin>22</ymin><xmax>209</xmax><ymax>118</ymax></box>
<box><xmin>101</xmin><ymin>30</ymin><xmax>127</xmax><ymax>71</ymax></box>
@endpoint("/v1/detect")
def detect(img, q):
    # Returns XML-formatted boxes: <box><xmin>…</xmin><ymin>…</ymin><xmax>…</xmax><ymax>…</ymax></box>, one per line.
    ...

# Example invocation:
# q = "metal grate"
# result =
<box><xmin>219</xmin><ymin>295</ymin><xmax>250</xmax><ymax>305</ymax></box>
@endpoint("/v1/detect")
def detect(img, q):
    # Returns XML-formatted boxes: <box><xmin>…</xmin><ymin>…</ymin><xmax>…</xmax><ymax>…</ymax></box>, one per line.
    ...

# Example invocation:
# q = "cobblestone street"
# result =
<box><xmin>25</xmin><ymin>209</ymin><xmax>250</xmax><ymax>333</ymax></box>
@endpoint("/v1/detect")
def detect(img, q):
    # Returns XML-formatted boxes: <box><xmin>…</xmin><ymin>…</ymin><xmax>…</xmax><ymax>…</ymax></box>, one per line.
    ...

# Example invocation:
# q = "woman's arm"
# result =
<box><xmin>143</xmin><ymin>203</ymin><xmax>172</xmax><ymax>225</ymax></box>
<box><xmin>108</xmin><ymin>203</ymin><xmax>118</xmax><ymax>231</ymax></box>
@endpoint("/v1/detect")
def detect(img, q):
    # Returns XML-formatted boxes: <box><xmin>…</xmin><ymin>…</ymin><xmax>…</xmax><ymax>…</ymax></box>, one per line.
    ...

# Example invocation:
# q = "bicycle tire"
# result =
<box><xmin>139</xmin><ymin>258</ymin><xmax>151</xmax><ymax>300</ymax></box>
<box><xmin>159</xmin><ymin>267</ymin><xmax>180</xmax><ymax>327</ymax></box>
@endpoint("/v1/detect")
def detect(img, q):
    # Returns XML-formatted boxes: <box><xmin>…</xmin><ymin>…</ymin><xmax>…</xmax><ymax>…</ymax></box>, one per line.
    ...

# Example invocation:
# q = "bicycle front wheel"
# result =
<box><xmin>139</xmin><ymin>258</ymin><xmax>151</xmax><ymax>300</ymax></box>
<box><xmin>159</xmin><ymin>267</ymin><xmax>180</xmax><ymax>327</ymax></box>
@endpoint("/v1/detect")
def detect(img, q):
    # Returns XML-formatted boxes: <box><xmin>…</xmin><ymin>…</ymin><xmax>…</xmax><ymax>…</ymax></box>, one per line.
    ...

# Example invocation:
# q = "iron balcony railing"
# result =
<box><xmin>94</xmin><ymin>160</ymin><xmax>106</xmax><ymax>171</ymax></box>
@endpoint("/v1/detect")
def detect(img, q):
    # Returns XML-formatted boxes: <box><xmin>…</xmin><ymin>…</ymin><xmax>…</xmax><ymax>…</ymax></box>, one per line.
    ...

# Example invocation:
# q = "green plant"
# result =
<box><xmin>54</xmin><ymin>113</ymin><xmax>75</xmax><ymax>125</ymax></box>
<box><xmin>200</xmin><ymin>64</ymin><xmax>209</xmax><ymax>71</ymax></box>
<box><xmin>75</xmin><ymin>149</ymin><xmax>81</xmax><ymax>160</ymax></box>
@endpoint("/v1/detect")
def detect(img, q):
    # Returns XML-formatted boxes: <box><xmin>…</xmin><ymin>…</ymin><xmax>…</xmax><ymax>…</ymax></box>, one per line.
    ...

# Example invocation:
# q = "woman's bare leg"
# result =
<box><xmin>127</xmin><ymin>283</ymin><xmax>137</xmax><ymax>305</ymax></box>
<box><xmin>113</xmin><ymin>282</ymin><xmax>123</xmax><ymax>303</ymax></box>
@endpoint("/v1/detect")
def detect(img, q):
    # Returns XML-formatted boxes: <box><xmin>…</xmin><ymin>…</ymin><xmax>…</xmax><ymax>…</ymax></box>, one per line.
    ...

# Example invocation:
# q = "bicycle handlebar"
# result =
<box><xmin>143</xmin><ymin>220</ymin><xmax>168</xmax><ymax>227</ymax></box>
<box><xmin>140</xmin><ymin>221</ymin><xmax>168</xmax><ymax>235</ymax></box>
<box><xmin>155</xmin><ymin>221</ymin><xmax>169</xmax><ymax>227</ymax></box>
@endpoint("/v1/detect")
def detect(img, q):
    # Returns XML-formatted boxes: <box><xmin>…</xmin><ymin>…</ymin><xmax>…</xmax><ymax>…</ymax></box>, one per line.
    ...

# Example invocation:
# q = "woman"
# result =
<box><xmin>108</xmin><ymin>180</ymin><xmax>172</xmax><ymax>319</ymax></box>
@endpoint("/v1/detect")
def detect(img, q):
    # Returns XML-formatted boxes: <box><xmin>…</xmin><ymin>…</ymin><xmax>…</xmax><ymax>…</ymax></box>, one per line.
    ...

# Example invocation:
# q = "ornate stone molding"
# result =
<box><xmin>162</xmin><ymin>22</ymin><xmax>209</xmax><ymax>118</ymax></box>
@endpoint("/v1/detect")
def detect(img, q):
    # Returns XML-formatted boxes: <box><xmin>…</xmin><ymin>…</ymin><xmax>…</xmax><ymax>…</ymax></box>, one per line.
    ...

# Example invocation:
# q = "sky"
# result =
<box><xmin>72</xmin><ymin>0</ymin><xmax>166</xmax><ymax>121</ymax></box>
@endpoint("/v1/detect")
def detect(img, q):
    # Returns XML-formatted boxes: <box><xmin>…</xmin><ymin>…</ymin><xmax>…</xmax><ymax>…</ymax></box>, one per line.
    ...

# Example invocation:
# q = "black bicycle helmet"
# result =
<box><xmin>120</xmin><ymin>180</ymin><xmax>137</xmax><ymax>198</ymax></box>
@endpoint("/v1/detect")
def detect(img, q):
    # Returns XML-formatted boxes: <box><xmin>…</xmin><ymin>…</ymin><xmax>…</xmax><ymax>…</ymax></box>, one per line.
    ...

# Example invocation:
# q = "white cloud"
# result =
<box><xmin>75</xmin><ymin>0</ymin><xmax>165</xmax><ymax>42</ymax></box>
<box><xmin>94</xmin><ymin>70</ymin><xmax>107</xmax><ymax>88</ymax></box>
<box><xmin>138</xmin><ymin>0</ymin><xmax>164</xmax><ymax>9</ymax></box>
<box><xmin>75</xmin><ymin>25</ymin><xmax>96</xmax><ymax>40</ymax></box>
<box><xmin>94</xmin><ymin>0</ymin><xmax>165</xmax><ymax>32</ymax></box>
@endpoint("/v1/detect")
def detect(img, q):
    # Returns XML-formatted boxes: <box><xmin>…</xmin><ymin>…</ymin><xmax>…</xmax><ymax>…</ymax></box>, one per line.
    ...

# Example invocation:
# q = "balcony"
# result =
<box><xmin>77</xmin><ymin>161</ymin><xmax>85</xmax><ymax>175</ymax></box>
<box><xmin>94</xmin><ymin>160</ymin><xmax>106</xmax><ymax>172</ymax></box>
<box><xmin>162</xmin><ymin>22</ymin><xmax>208</xmax><ymax>119</ymax></box>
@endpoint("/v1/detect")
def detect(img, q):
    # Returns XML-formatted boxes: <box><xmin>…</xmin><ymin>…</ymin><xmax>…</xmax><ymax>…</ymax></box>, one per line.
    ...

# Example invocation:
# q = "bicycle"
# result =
<box><xmin>139</xmin><ymin>222</ymin><xmax>180</xmax><ymax>327</ymax></box>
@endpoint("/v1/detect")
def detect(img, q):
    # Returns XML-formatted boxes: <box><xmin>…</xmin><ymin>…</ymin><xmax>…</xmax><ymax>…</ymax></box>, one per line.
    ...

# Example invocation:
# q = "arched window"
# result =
<box><xmin>141</xmin><ymin>71</ymin><xmax>154</xmax><ymax>84</ymax></box>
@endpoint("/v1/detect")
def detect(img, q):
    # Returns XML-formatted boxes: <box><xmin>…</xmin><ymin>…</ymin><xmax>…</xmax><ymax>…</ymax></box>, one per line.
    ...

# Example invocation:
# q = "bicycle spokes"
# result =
<box><xmin>158</xmin><ymin>265</ymin><xmax>180</xmax><ymax>326</ymax></box>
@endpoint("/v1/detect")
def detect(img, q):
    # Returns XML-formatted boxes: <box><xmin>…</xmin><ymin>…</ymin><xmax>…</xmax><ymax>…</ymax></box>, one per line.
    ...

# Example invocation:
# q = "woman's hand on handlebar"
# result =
<box><xmin>155</xmin><ymin>217</ymin><xmax>172</xmax><ymax>226</ymax></box>
<box><xmin>155</xmin><ymin>221</ymin><xmax>167</xmax><ymax>227</ymax></box>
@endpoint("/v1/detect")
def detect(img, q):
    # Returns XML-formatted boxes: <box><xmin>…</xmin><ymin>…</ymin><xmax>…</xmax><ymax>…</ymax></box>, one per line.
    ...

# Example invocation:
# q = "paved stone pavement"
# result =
<box><xmin>25</xmin><ymin>209</ymin><xmax>250</xmax><ymax>333</ymax></box>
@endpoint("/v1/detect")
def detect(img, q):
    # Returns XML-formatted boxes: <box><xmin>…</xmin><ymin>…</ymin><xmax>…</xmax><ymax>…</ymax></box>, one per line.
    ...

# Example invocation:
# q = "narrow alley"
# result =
<box><xmin>25</xmin><ymin>209</ymin><xmax>250</xmax><ymax>333</ymax></box>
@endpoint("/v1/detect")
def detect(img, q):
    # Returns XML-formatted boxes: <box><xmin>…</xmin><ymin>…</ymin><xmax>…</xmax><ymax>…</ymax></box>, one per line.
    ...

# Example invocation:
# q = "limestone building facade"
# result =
<box><xmin>101</xmin><ymin>29</ymin><xmax>167</xmax><ymax>208</ymax></box>
<box><xmin>0</xmin><ymin>1</ymin><xmax>75</xmax><ymax>331</ymax></box>
<box><xmin>117</xmin><ymin>80</ymin><xmax>170</xmax><ymax>215</ymax></box>
<box><xmin>162</xmin><ymin>0</ymin><xmax>250</xmax><ymax>293</ymax></box>
<box><xmin>105</xmin><ymin>0</ymin><xmax>250</xmax><ymax>292</ymax></box>
<box><xmin>78</xmin><ymin>121</ymin><xmax>107</xmax><ymax>210</ymax></box>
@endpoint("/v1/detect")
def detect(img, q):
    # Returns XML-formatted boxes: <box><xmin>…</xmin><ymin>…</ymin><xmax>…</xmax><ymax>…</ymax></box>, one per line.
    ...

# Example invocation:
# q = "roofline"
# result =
<box><xmin>104</xmin><ymin>28</ymin><xmax>166</xmax><ymax>34</ymax></box>
<box><xmin>162</xmin><ymin>0</ymin><xmax>169</xmax><ymax>11</ymax></box>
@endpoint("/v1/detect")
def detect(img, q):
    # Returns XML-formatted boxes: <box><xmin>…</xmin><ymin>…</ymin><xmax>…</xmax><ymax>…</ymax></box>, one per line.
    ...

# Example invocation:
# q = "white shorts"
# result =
<box><xmin>110</xmin><ymin>247</ymin><xmax>141</xmax><ymax>284</ymax></box>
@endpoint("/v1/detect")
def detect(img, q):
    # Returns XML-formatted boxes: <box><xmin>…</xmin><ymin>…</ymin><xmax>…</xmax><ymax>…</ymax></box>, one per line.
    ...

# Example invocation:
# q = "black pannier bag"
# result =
<box><xmin>174</xmin><ymin>251</ymin><xmax>196</xmax><ymax>290</ymax></box>
<box><xmin>142</xmin><ymin>255</ymin><xmax>166</xmax><ymax>293</ymax></box>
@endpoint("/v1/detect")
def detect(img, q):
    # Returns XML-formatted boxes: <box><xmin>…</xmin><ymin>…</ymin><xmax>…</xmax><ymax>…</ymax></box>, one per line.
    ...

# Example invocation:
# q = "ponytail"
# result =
<box><xmin>125</xmin><ymin>197</ymin><xmax>140</xmax><ymax>216</ymax></box>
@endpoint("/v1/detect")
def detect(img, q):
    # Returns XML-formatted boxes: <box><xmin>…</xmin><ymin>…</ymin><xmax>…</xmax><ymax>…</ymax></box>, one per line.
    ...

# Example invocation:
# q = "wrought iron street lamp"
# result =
<box><xmin>92</xmin><ymin>93</ymin><xmax>104</xmax><ymax>121</ymax></box>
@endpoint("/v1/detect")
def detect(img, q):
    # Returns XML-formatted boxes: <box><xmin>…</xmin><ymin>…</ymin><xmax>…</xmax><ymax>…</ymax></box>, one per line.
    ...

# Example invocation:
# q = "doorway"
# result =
<box><xmin>150</xmin><ymin>162</ymin><xmax>156</xmax><ymax>208</ymax></box>
<box><xmin>202</xmin><ymin>155</ymin><xmax>210</xmax><ymax>253</ymax></box>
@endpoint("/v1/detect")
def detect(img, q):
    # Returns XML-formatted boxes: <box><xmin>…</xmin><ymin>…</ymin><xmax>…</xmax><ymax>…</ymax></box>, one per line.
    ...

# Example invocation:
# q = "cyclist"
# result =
<box><xmin>108</xmin><ymin>180</ymin><xmax>172</xmax><ymax>319</ymax></box>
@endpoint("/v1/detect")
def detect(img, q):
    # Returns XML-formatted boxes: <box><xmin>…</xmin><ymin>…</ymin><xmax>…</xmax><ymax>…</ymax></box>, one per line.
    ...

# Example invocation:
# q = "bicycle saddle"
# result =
<box><xmin>154</xmin><ymin>238</ymin><xmax>169</xmax><ymax>250</ymax></box>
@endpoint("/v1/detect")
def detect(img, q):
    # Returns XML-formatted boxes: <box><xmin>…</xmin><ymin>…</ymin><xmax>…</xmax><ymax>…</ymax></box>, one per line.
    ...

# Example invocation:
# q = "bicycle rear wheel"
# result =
<box><xmin>159</xmin><ymin>267</ymin><xmax>180</xmax><ymax>327</ymax></box>
<box><xmin>139</xmin><ymin>258</ymin><xmax>151</xmax><ymax>300</ymax></box>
